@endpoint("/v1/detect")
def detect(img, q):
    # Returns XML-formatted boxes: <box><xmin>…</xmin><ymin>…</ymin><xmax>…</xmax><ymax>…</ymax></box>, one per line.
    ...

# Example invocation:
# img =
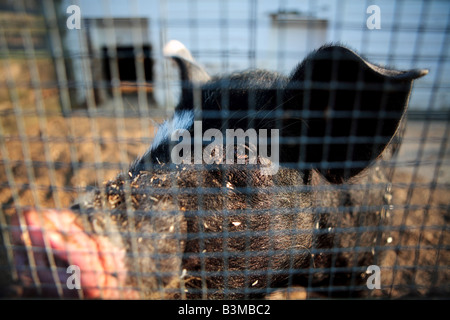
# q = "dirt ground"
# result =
<box><xmin>0</xmin><ymin>110</ymin><xmax>162</xmax><ymax>211</ymax></box>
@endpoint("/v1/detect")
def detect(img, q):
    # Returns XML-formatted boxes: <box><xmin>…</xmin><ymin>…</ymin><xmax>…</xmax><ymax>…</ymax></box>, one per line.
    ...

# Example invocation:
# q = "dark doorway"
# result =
<box><xmin>102</xmin><ymin>45</ymin><xmax>153</xmax><ymax>85</ymax></box>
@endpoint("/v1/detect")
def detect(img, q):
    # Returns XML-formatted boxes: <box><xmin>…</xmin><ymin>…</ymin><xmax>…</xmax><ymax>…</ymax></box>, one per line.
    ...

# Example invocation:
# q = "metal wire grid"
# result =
<box><xmin>0</xmin><ymin>0</ymin><xmax>449</xmax><ymax>299</ymax></box>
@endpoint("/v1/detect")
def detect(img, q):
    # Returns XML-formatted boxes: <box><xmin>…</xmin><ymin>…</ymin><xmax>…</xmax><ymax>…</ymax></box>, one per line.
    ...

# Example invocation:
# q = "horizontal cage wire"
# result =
<box><xmin>0</xmin><ymin>0</ymin><xmax>449</xmax><ymax>300</ymax></box>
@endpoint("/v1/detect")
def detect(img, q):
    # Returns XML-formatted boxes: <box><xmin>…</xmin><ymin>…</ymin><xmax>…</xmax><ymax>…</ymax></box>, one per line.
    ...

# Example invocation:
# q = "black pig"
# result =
<box><xmin>7</xmin><ymin>42</ymin><xmax>427</xmax><ymax>299</ymax></box>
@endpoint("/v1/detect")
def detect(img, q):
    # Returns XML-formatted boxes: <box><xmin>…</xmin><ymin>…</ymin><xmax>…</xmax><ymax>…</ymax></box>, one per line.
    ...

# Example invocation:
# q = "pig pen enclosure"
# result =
<box><xmin>0</xmin><ymin>0</ymin><xmax>449</xmax><ymax>299</ymax></box>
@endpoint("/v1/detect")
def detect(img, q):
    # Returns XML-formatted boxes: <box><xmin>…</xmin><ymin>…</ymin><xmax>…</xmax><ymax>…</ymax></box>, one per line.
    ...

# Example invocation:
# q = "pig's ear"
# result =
<box><xmin>164</xmin><ymin>40</ymin><xmax>210</xmax><ymax>108</ymax></box>
<box><xmin>283</xmin><ymin>45</ymin><xmax>428</xmax><ymax>184</ymax></box>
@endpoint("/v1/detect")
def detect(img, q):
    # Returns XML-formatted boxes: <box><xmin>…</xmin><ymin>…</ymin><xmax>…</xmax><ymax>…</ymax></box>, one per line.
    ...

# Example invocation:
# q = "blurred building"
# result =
<box><xmin>59</xmin><ymin>0</ymin><xmax>449</xmax><ymax>114</ymax></box>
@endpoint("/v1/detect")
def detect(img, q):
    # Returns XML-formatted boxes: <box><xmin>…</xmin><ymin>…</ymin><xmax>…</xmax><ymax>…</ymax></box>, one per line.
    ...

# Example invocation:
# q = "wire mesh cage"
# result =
<box><xmin>0</xmin><ymin>0</ymin><xmax>449</xmax><ymax>300</ymax></box>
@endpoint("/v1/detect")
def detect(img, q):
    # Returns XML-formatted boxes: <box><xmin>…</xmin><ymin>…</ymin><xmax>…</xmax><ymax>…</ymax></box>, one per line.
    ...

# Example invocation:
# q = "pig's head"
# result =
<box><xmin>7</xmin><ymin>43</ymin><xmax>427</xmax><ymax>299</ymax></box>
